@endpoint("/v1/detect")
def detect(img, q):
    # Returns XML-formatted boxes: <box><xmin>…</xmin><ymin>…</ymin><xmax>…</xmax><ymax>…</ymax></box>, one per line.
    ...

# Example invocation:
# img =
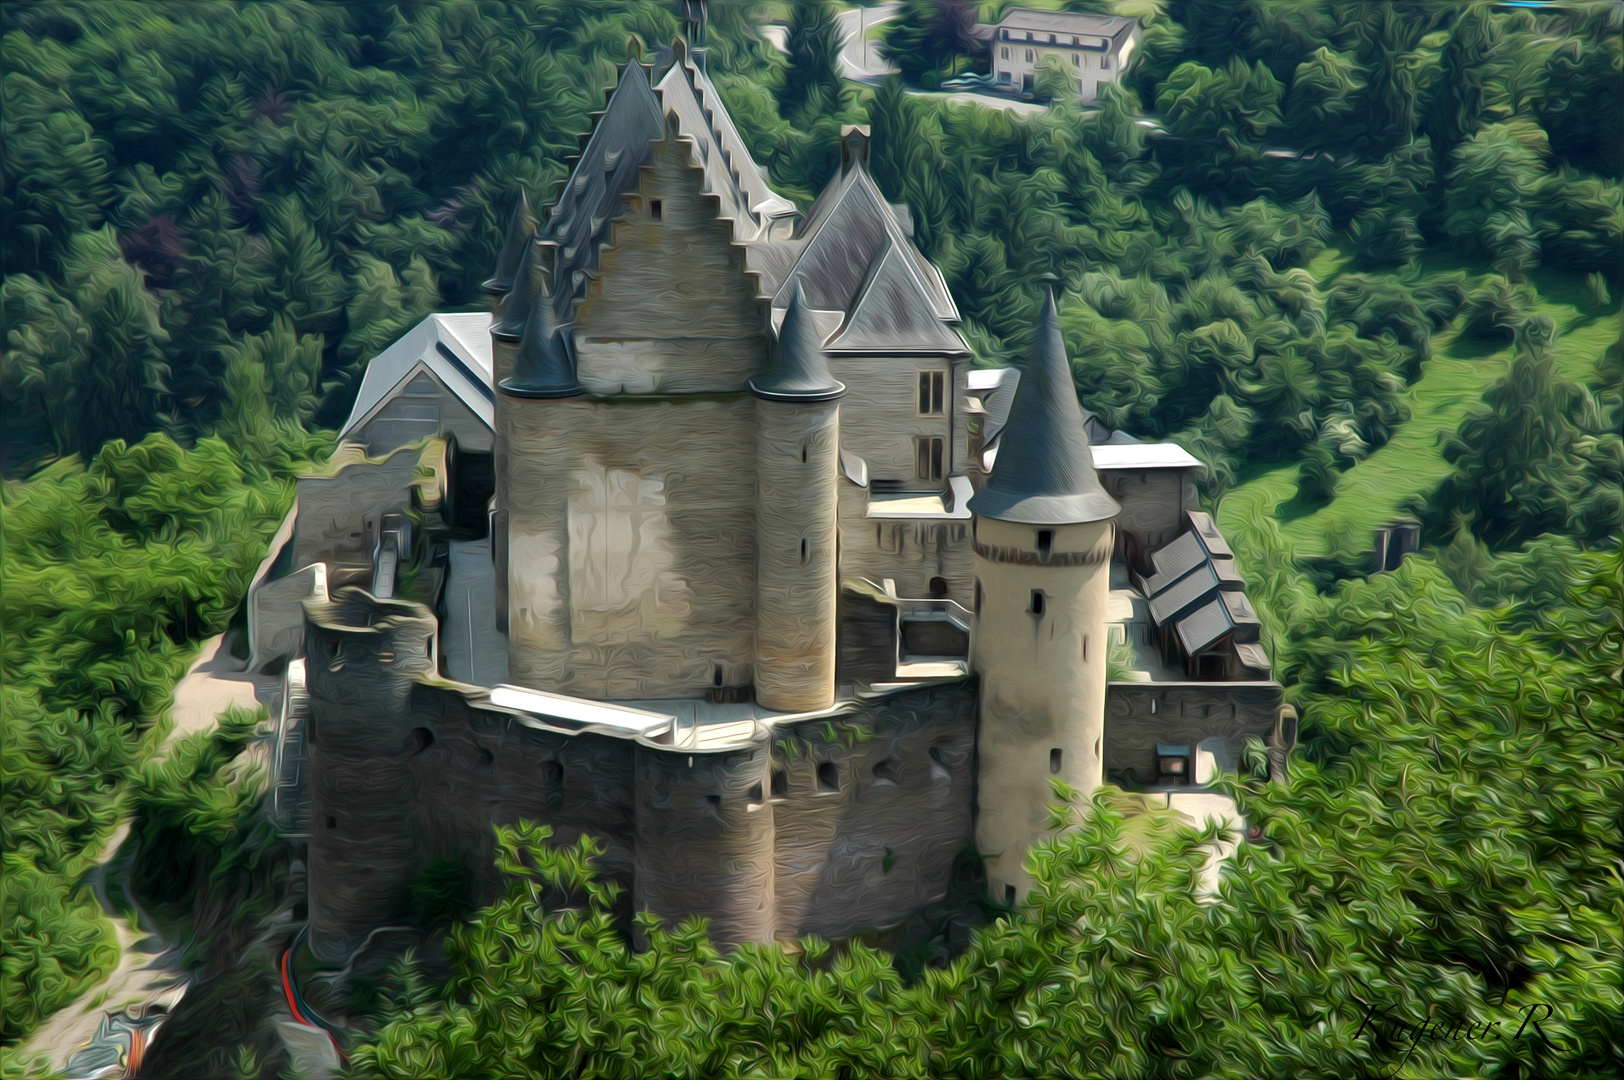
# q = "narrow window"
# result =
<box><xmin>1048</xmin><ymin>33</ymin><xmax>1056</xmax><ymax>44</ymax></box>
<box><xmin>326</xmin><ymin>815</ymin><xmax>337</xmax><ymax>831</ymax></box>
<box><xmin>747</xmin><ymin>783</ymin><xmax>763</xmax><ymax>805</ymax></box>
<box><xmin>1005</xmin><ymin>883</ymin><xmax>1017</xmax><ymax>906</ymax></box>
<box><xmin>1025</xmin><ymin>48</ymin><xmax>1034</xmax><ymax>62</ymax></box>
<box><xmin>648</xmin><ymin>199</ymin><xmax>662</xmax><ymax>219</ymax></box>
<box><xmin>1030</xmin><ymin>590</ymin><xmax>1046</xmax><ymax>617</ymax></box>
<box><xmin>714</xmin><ymin>663</ymin><xmax>724</xmax><ymax>687</ymax></box>
<box><xmin>706</xmin><ymin>794</ymin><xmax>721</xmax><ymax>810</ymax></box>
<box><xmin>973</xmin><ymin>578</ymin><xmax>983</xmax><ymax>615</ymax></box>
<box><xmin>411</xmin><ymin>727</ymin><xmax>434</xmax><ymax>755</ymax></box>
<box><xmin>771</xmin><ymin>769</ymin><xmax>787</xmax><ymax>798</ymax></box>
<box><xmin>1102</xmin><ymin>56</ymin><xmax>1110</xmax><ymax>70</ymax></box>
<box><xmin>1050</xmin><ymin>748</ymin><xmax>1063</xmax><ymax>775</ymax></box>
<box><xmin>1094</xmin><ymin>737</ymin><xmax>1101</xmax><ymax>758</ymax></box>
<box><xmin>928</xmin><ymin>576</ymin><xmax>948</xmax><ymax>599</ymax></box>
<box><xmin>800</xmin><ymin>442</ymin><xmax>808</xmax><ymax>463</ymax></box>
<box><xmin>1037</xmin><ymin>529</ymin><xmax>1053</xmax><ymax>556</ymax></box>
<box><xmin>929</xmin><ymin>746</ymin><xmax>950</xmax><ymax>782</ymax></box>
<box><xmin>873</xmin><ymin>758</ymin><xmax>900</xmax><ymax>783</ymax></box>
<box><xmin>919</xmin><ymin>371</ymin><xmax>944</xmax><ymax>414</ymax></box>
<box><xmin>817</xmin><ymin>762</ymin><xmax>840</xmax><ymax>792</ymax></box>
<box><xmin>1000</xmin><ymin>46</ymin><xmax>1009</xmax><ymax>60</ymax></box>
<box><xmin>1072</xmin><ymin>54</ymin><xmax>1079</xmax><ymax>67</ymax></box>
<box><xmin>916</xmin><ymin>436</ymin><xmax>944</xmax><ymax>481</ymax></box>
<box><xmin>1082</xmin><ymin>634</ymin><xmax>1088</xmax><ymax>662</ymax></box>
<box><xmin>800</xmin><ymin>538</ymin><xmax>809</xmax><ymax>566</ymax></box>
<box><xmin>478</xmin><ymin>747</ymin><xmax>494</xmax><ymax>766</ymax></box>
<box><xmin>543</xmin><ymin>761</ymin><xmax>564</xmax><ymax>786</ymax></box>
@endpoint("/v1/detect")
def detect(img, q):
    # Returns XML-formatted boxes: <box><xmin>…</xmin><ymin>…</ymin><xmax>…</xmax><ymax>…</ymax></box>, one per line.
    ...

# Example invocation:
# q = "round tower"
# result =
<box><xmin>633</xmin><ymin>726</ymin><xmax>776</xmax><ymax>947</ymax></box>
<box><xmin>968</xmin><ymin>285</ymin><xmax>1120</xmax><ymax>906</ymax></box>
<box><xmin>302</xmin><ymin>588</ymin><xmax>439</xmax><ymax>961</ymax></box>
<box><xmin>750</xmin><ymin>284</ymin><xmax>844</xmax><ymax>713</ymax></box>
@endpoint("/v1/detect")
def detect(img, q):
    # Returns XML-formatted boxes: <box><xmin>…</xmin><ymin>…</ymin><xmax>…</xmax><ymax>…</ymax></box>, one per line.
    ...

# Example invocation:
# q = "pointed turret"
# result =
<box><xmin>482</xmin><ymin>191</ymin><xmax>537</xmax><ymax>294</ymax></box>
<box><xmin>750</xmin><ymin>285</ymin><xmax>845</xmax><ymax>402</ymax></box>
<box><xmin>499</xmin><ymin>277</ymin><xmax>584</xmax><ymax>399</ymax></box>
<box><xmin>968</xmin><ymin>286</ymin><xmax>1118</xmax><ymax>524</ymax></box>
<box><xmin>491</xmin><ymin>237</ymin><xmax>543</xmax><ymax>342</ymax></box>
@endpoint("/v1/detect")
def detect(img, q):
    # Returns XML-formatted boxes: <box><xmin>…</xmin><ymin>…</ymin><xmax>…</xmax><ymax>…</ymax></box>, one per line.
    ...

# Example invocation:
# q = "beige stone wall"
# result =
<box><xmin>571</xmin><ymin>131</ymin><xmax>770</xmax><ymax>396</ymax></box>
<box><xmin>500</xmin><ymin>396</ymin><xmax>760</xmax><ymax>700</ymax></box>
<box><xmin>293</xmin><ymin>442</ymin><xmax>443</xmax><ymax>573</ymax></box>
<box><xmin>836</xmin><ymin>478</ymin><xmax>974</xmax><ymax>602</ymax></box>
<box><xmin>971</xmin><ymin>516</ymin><xmax>1114</xmax><ymax>903</ymax></box>
<box><xmin>828</xmin><ymin>356</ymin><xmax>962</xmax><ymax>487</ymax></box>
<box><xmin>1102</xmin><ymin>467</ymin><xmax>1190</xmax><ymax>552</ymax></box>
<box><xmin>1103</xmin><ymin>682</ymin><xmax>1283</xmax><ymax>787</ymax></box>
<box><xmin>755</xmin><ymin>400</ymin><xmax>840</xmax><ymax>712</ymax></box>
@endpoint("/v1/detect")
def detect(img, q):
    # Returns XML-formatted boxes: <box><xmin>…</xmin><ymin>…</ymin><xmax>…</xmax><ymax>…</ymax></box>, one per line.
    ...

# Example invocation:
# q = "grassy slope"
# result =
<box><xmin>1216</xmin><ymin>252</ymin><xmax>1619</xmax><ymax>560</ymax></box>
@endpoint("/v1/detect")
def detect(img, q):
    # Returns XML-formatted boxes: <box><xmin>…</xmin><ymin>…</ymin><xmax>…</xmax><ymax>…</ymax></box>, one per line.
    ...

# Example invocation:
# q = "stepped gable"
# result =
<box><xmin>543</xmin><ymin>59</ymin><xmax>665</xmax><ymax>319</ymax></box>
<box><xmin>968</xmin><ymin>288</ymin><xmax>1119</xmax><ymax>525</ymax></box>
<box><xmin>825</xmin><ymin>234</ymin><xmax>968</xmax><ymax>356</ymax></box>
<box><xmin>655</xmin><ymin>50</ymin><xmax>795</xmax><ymax>235</ymax></box>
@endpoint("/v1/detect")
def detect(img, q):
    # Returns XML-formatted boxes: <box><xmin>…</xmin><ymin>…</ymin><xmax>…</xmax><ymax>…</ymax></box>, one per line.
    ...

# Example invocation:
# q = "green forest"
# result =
<box><xmin>2</xmin><ymin>1</ymin><xmax>1619</xmax><ymax>1077</ymax></box>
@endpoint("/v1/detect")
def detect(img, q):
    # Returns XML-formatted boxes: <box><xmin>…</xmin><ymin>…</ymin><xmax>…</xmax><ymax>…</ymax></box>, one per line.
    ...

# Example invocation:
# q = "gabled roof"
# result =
<box><xmin>825</xmin><ymin>235</ymin><xmax>969</xmax><ymax>356</ymax></box>
<box><xmin>775</xmin><ymin>164</ymin><xmax>958</xmax><ymax>323</ymax></box>
<box><xmin>1148</xmin><ymin>561</ymin><xmax>1221</xmax><ymax>627</ymax></box>
<box><xmin>985</xmin><ymin>9</ymin><xmax>1138</xmax><ymax>44</ymax></box>
<box><xmin>342</xmin><ymin>313</ymin><xmax>495</xmax><ymax>437</ymax></box>
<box><xmin>1177</xmin><ymin>596</ymin><xmax>1234</xmax><ymax>655</ymax></box>
<box><xmin>967</xmin><ymin>290</ymin><xmax>1119</xmax><ymax>525</ymax></box>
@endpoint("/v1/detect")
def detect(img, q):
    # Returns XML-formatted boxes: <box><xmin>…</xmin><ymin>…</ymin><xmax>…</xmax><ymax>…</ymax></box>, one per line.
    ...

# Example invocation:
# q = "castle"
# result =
<box><xmin>248</xmin><ymin>31</ymin><xmax>1293</xmax><ymax>964</ymax></box>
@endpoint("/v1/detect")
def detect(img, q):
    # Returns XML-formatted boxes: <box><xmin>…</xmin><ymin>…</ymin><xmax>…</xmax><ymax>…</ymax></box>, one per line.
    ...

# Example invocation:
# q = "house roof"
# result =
<box><xmin>981</xmin><ymin>9</ymin><xmax>1137</xmax><ymax>45</ymax></box>
<box><xmin>824</xmin><ymin>235</ymin><xmax>969</xmax><ymax>355</ymax></box>
<box><xmin>1177</xmin><ymin>596</ymin><xmax>1234</xmax><ymax>655</ymax></box>
<box><xmin>342</xmin><ymin>313</ymin><xmax>495</xmax><ymax>437</ymax></box>
<box><xmin>775</xmin><ymin>163</ymin><xmax>959</xmax><ymax>324</ymax></box>
<box><xmin>1148</xmin><ymin>561</ymin><xmax>1221</xmax><ymax>626</ymax></box>
<box><xmin>1187</xmin><ymin>510</ymin><xmax>1235</xmax><ymax>559</ymax></box>
<box><xmin>1142</xmin><ymin>532</ymin><xmax>1207</xmax><ymax>595</ymax></box>
<box><xmin>968</xmin><ymin>289</ymin><xmax>1119</xmax><ymax>525</ymax></box>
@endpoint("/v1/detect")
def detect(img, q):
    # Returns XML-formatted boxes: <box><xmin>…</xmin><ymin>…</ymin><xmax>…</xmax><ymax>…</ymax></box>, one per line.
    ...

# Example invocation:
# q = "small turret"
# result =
<box><xmin>491</xmin><ymin>238</ymin><xmax>544</xmax><ymax>342</ymax></box>
<box><xmin>752</xmin><ymin>286</ymin><xmax>843</xmax><ymax>712</ymax></box>
<box><xmin>750</xmin><ymin>285</ymin><xmax>845</xmax><ymax>402</ymax></box>
<box><xmin>482</xmin><ymin>191</ymin><xmax>537</xmax><ymax>295</ymax></box>
<box><xmin>968</xmin><ymin>286</ymin><xmax>1118</xmax><ymax>525</ymax></box>
<box><xmin>499</xmin><ymin>276</ymin><xmax>584</xmax><ymax>399</ymax></box>
<box><xmin>970</xmin><ymin>282</ymin><xmax>1119</xmax><ymax>906</ymax></box>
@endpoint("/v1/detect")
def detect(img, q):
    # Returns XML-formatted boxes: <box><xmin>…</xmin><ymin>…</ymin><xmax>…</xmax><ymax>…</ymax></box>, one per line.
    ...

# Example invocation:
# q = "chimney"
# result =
<box><xmin>840</xmin><ymin>125</ymin><xmax>871</xmax><ymax>176</ymax></box>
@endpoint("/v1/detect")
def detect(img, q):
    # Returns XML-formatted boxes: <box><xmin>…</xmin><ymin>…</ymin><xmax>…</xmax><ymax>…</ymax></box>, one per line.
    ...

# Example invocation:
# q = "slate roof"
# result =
<box><xmin>981</xmin><ymin>9</ymin><xmax>1138</xmax><ymax>44</ymax></box>
<box><xmin>1140</xmin><ymin>531</ymin><xmax>1207</xmax><ymax>596</ymax></box>
<box><xmin>751</xmin><ymin>285</ymin><xmax>845</xmax><ymax>401</ymax></box>
<box><xmin>1176</xmin><ymin>596</ymin><xmax>1233</xmax><ymax>655</ymax></box>
<box><xmin>501</xmin><ymin>275</ymin><xmax>584</xmax><ymax>399</ymax></box>
<box><xmin>1187</xmin><ymin>510</ymin><xmax>1235</xmax><ymax>559</ymax></box>
<box><xmin>1148</xmin><ymin>561</ymin><xmax>1221</xmax><ymax>627</ymax></box>
<box><xmin>967</xmin><ymin>290</ymin><xmax>1120</xmax><ymax>525</ymax></box>
<box><xmin>775</xmin><ymin>163</ymin><xmax>958</xmax><ymax>325</ymax></box>
<box><xmin>342</xmin><ymin>313</ymin><xmax>495</xmax><ymax>437</ymax></box>
<box><xmin>483</xmin><ymin>191</ymin><xmax>537</xmax><ymax>294</ymax></box>
<box><xmin>824</xmin><ymin>235</ymin><xmax>969</xmax><ymax>355</ymax></box>
<box><xmin>542</xmin><ymin>60</ymin><xmax>665</xmax><ymax>321</ymax></box>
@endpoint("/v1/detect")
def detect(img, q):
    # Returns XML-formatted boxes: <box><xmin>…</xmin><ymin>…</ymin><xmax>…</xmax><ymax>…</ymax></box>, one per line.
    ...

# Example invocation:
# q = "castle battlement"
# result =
<box><xmin>251</xmin><ymin>34</ymin><xmax>1293</xmax><ymax>967</ymax></box>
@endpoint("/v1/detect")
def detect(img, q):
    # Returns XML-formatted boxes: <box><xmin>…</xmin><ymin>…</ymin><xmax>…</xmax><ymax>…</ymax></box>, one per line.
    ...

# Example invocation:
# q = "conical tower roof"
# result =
<box><xmin>491</xmin><ymin>237</ymin><xmax>542</xmax><ymax>341</ymax></box>
<box><xmin>968</xmin><ymin>288</ymin><xmax>1119</xmax><ymax>525</ymax></box>
<box><xmin>482</xmin><ymin>190</ymin><xmax>537</xmax><ymax>294</ymax></box>
<box><xmin>499</xmin><ymin>276</ymin><xmax>584</xmax><ymax>399</ymax></box>
<box><xmin>750</xmin><ymin>284</ymin><xmax>845</xmax><ymax>402</ymax></box>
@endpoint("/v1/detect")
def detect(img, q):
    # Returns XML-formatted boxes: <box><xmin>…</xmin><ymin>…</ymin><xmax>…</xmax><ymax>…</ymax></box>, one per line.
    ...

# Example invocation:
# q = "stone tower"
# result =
<box><xmin>968</xmin><ymin>286</ymin><xmax>1120</xmax><ymax>905</ymax></box>
<box><xmin>750</xmin><ymin>284</ymin><xmax>845</xmax><ymax>712</ymax></box>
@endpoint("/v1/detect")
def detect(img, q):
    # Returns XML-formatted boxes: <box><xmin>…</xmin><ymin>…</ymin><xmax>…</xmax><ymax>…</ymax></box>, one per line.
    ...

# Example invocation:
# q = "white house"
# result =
<box><xmin>971</xmin><ymin>8</ymin><xmax>1140</xmax><ymax>102</ymax></box>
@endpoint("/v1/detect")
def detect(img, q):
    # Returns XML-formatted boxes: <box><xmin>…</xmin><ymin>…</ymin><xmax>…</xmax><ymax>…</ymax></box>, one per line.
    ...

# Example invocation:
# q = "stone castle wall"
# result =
<box><xmin>304</xmin><ymin>589</ymin><xmax>979</xmax><ymax>956</ymax></box>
